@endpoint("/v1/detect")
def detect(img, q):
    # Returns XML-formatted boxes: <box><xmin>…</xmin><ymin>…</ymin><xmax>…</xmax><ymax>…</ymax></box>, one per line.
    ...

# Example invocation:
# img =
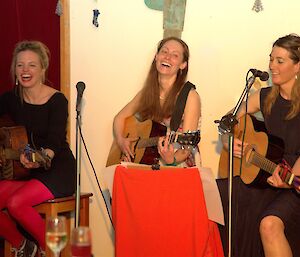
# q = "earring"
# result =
<box><xmin>296</xmin><ymin>75</ymin><xmax>298</xmax><ymax>80</ymax></box>
<box><xmin>15</xmin><ymin>78</ymin><xmax>18</xmax><ymax>86</ymax></box>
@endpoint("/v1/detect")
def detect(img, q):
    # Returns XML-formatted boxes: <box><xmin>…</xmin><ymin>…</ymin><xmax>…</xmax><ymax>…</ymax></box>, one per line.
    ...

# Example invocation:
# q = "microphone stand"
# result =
<box><xmin>215</xmin><ymin>74</ymin><xmax>256</xmax><ymax>257</ymax></box>
<box><xmin>75</xmin><ymin>107</ymin><xmax>82</xmax><ymax>228</ymax></box>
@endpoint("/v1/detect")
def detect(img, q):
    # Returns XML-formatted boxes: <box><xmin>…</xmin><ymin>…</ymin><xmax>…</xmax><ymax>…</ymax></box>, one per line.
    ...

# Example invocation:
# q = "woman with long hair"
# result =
<box><xmin>113</xmin><ymin>37</ymin><xmax>201</xmax><ymax>167</ymax></box>
<box><xmin>218</xmin><ymin>34</ymin><xmax>300</xmax><ymax>257</ymax></box>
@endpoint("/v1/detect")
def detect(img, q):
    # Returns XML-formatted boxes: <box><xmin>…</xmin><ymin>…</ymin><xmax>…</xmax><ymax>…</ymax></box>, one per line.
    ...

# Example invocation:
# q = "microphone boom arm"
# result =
<box><xmin>215</xmin><ymin>75</ymin><xmax>255</xmax><ymax>135</ymax></box>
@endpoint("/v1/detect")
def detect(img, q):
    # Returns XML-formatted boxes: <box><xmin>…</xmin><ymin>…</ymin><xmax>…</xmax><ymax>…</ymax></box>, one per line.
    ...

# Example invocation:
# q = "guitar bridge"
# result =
<box><xmin>151</xmin><ymin>158</ymin><xmax>160</xmax><ymax>170</ymax></box>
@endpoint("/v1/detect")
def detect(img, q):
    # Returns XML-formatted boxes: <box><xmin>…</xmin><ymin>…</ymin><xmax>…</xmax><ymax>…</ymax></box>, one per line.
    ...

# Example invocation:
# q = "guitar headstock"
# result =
<box><xmin>290</xmin><ymin>175</ymin><xmax>300</xmax><ymax>194</ymax></box>
<box><xmin>23</xmin><ymin>145</ymin><xmax>51</xmax><ymax>170</ymax></box>
<box><xmin>279</xmin><ymin>160</ymin><xmax>300</xmax><ymax>193</ymax></box>
<box><xmin>175</xmin><ymin>130</ymin><xmax>201</xmax><ymax>147</ymax></box>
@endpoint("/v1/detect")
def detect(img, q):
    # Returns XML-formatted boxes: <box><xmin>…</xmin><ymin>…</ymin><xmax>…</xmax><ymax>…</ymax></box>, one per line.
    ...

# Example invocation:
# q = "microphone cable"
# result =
<box><xmin>78</xmin><ymin>123</ymin><xmax>114</xmax><ymax>229</ymax></box>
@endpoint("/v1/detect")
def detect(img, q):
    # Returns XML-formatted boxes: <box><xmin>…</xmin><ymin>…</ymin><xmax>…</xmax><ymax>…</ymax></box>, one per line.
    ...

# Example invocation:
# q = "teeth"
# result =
<box><xmin>22</xmin><ymin>74</ymin><xmax>31</xmax><ymax>79</ymax></box>
<box><xmin>162</xmin><ymin>62</ymin><xmax>171</xmax><ymax>67</ymax></box>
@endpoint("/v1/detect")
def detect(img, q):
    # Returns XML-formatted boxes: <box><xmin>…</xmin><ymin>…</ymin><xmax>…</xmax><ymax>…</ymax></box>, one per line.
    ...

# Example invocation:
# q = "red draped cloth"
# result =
<box><xmin>112</xmin><ymin>165</ymin><xmax>224</xmax><ymax>257</ymax></box>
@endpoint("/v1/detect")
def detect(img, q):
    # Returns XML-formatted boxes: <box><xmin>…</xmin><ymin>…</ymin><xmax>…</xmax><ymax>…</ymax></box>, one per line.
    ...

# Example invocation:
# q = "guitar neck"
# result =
<box><xmin>249</xmin><ymin>151</ymin><xmax>295</xmax><ymax>185</ymax></box>
<box><xmin>3</xmin><ymin>147</ymin><xmax>48</xmax><ymax>167</ymax></box>
<box><xmin>136</xmin><ymin>133</ymin><xmax>183</xmax><ymax>149</ymax></box>
<box><xmin>249</xmin><ymin>151</ymin><xmax>277</xmax><ymax>175</ymax></box>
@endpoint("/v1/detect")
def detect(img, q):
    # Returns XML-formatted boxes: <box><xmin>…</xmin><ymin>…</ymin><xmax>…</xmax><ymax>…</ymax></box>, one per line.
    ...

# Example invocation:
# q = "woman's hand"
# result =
<box><xmin>222</xmin><ymin>135</ymin><xmax>248</xmax><ymax>159</ymax></box>
<box><xmin>267</xmin><ymin>165</ymin><xmax>291</xmax><ymax>189</ymax></box>
<box><xmin>158</xmin><ymin>135</ymin><xmax>175</xmax><ymax>164</ymax></box>
<box><xmin>233</xmin><ymin>138</ymin><xmax>249</xmax><ymax>159</ymax></box>
<box><xmin>116</xmin><ymin>136</ymin><xmax>138</xmax><ymax>162</ymax></box>
<box><xmin>20</xmin><ymin>153</ymin><xmax>40</xmax><ymax>169</ymax></box>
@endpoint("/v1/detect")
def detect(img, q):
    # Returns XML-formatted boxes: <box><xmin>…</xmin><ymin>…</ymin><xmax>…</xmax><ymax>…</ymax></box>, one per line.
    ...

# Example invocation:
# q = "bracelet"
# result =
<box><xmin>165</xmin><ymin>156</ymin><xmax>177</xmax><ymax>166</ymax></box>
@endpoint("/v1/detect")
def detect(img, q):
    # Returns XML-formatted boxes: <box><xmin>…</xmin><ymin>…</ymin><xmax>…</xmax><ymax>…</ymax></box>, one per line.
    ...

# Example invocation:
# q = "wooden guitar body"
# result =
<box><xmin>106</xmin><ymin>116</ymin><xmax>167</xmax><ymax>167</ymax></box>
<box><xmin>106</xmin><ymin>116</ymin><xmax>200</xmax><ymax>167</ymax></box>
<box><xmin>218</xmin><ymin>114</ymin><xmax>284</xmax><ymax>185</ymax></box>
<box><xmin>0</xmin><ymin>126</ymin><xmax>30</xmax><ymax>179</ymax></box>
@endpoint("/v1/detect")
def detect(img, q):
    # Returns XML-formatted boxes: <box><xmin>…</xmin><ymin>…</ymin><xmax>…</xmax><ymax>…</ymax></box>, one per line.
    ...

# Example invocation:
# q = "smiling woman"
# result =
<box><xmin>112</xmin><ymin>37</ymin><xmax>201</xmax><ymax>167</ymax></box>
<box><xmin>217</xmin><ymin>34</ymin><xmax>300</xmax><ymax>257</ymax></box>
<box><xmin>0</xmin><ymin>40</ymin><xmax>76</xmax><ymax>257</ymax></box>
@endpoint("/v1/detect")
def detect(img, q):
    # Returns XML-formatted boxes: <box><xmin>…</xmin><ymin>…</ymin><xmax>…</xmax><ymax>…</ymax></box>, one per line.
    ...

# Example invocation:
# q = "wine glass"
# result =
<box><xmin>46</xmin><ymin>216</ymin><xmax>68</xmax><ymax>257</ymax></box>
<box><xmin>71</xmin><ymin>226</ymin><xmax>92</xmax><ymax>257</ymax></box>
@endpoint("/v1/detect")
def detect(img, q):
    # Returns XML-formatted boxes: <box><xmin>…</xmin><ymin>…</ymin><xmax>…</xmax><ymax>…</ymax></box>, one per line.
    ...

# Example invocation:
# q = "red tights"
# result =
<box><xmin>0</xmin><ymin>179</ymin><xmax>54</xmax><ymax>249</ymax></box>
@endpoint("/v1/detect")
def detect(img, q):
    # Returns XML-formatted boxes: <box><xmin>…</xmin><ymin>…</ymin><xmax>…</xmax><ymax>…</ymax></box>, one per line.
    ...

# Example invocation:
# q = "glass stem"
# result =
<box><xmin>54</xmin><ymin>251</ymin><xmax>60</xmax><ymax>257</ymax></box>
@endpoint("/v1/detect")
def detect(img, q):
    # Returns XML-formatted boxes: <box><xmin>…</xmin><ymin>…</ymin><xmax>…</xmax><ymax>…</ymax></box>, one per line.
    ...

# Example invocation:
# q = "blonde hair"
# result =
<box><xmin>10</xmin><ymin>40</ymin><xmax>50</xmax><ymax>100</ymax></box>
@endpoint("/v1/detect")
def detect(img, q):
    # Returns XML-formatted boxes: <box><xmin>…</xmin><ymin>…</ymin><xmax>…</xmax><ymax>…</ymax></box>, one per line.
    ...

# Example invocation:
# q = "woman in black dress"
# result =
<box><xmin>217</xmin><ymin>34</ymin><xmax>300</xmax><ymax>257</ymax></box>
<box><xmin>0</xmin><ymin>41</ymin><xmax>75</xmax><ymax>257</ymax></box>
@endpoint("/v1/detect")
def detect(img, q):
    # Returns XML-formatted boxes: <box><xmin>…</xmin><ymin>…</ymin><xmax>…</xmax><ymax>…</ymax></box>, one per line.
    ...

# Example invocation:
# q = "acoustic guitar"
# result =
<box><xmin>106</xmin><ymin>116</ymin><xmax>201</xmax><ymax>167</ymax></box>
<box><xmin>0</xmin><ymin>126</ymin><xmax>51</xmax><ymax>180</ymax></box>
<box><xmin>218</xmin><ymin>114</ymin><xmax>300</xmax><ymax>190</ymax></box>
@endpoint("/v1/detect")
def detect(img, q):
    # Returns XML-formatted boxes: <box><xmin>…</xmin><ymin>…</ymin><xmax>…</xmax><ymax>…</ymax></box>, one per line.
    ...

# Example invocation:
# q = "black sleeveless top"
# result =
<box><xmin>260</xmin><ymin>87</ymin><xmax>300</xmax><ymax>166</ymax></box>
<box><xmin>0</xmin><ymin>89</ymin><xmax>76</xmax><ymax>197</ymax></box>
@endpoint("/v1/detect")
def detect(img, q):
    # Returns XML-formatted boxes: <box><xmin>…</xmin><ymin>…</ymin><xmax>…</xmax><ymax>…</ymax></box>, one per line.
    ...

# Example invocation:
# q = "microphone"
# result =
<box><xmin>249</xmin><ymin>69</ymin><xmax>269</xmax><ymax>81</ymax></box>
<box><xmin>76</xmin><ymin>81</ymin><xmax>86</xmax><ymax>112</ymax></box>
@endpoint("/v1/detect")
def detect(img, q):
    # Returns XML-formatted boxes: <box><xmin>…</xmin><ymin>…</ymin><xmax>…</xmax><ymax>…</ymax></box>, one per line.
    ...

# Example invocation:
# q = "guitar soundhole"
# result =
<box><xmin>140</xmin><ymin>121</ymin><xmax>166</xmax><ymax>165</ymax></box>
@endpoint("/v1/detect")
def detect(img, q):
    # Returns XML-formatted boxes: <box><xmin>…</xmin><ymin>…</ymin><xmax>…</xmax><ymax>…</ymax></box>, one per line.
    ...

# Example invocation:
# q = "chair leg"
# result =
<box><xmin>4</xmin><ymin>240</ymin><xmax>12</xmax><ymax>257</ymax></box>
<box><xmin>3</xmin><ymin>194</ymin><xmax>92</xmax><ymax>257</ymax></box>
<box><xmin>80</xmin><ymin>198</ymin><xmax>90</xmax><ymax>226</ymax></box>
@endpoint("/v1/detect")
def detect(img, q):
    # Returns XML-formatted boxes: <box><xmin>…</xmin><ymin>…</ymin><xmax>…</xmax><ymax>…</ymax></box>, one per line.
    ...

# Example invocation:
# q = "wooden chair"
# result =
<box><xmin>4</xmin><ymin>193</ymin><xmax>93</xmax><ymax>257</ymax></box>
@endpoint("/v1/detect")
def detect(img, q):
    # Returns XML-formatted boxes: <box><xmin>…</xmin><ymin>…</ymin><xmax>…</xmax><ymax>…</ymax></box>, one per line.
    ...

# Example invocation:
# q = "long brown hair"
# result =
<box><xmin>137</xmin><ymin>37</ymin><xmax>190</xmax><ymax>122</ymax></box>
<box><xmin>264</xmin><ymin>34</ymin><xmax>300</xmax><ymax>120</ymax></box>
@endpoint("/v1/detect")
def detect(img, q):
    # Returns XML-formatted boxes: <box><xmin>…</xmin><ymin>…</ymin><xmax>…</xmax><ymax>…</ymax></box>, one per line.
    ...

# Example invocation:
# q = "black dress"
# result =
<box><xmin>0</xmin><ymin>89</ymin><xmax>76</xmax><ymax>197</ymax></box>
<box><xmin>217</xmin><ymin>87</ymin><xmax>300</xmax><ymax>257</ymax></box>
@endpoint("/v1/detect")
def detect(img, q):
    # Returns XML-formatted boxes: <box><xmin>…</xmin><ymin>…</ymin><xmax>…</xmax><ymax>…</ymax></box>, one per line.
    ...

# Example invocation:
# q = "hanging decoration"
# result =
<box><xmin>252</xmin><ymin>0</ymin><xmax>263</xmax><ymax>13</ymax></box>
<box><xmin>93</xmin><ymin>9</ymin><xmax>100</xmax><ymax>27</ymax></box>
<box><xmin>55</xmin><ymin>0</ymin><xmax>63</xmax><ymax>16</ymax></box>
<box><xmin>144</xmin><ymin>0</ymin><xmax>187</xmax><ymax>39</ymax></box>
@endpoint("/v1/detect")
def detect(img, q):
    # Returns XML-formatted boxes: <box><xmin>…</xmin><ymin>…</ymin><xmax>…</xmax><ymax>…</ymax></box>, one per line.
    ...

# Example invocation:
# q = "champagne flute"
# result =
<box><xmin>71</xmin><ymin>226</ymin><xmax>92</xmax><ymax>257</ymax></box>
<box><xmin>46</xmin><ymin>216</ymin><xmax>68</xmax><ymax>257</ymax></box>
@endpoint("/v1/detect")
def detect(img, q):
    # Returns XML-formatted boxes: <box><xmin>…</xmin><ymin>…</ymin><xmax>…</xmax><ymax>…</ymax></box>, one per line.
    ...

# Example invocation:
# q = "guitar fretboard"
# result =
<box><xmin>136</xmin><ymin>132</ymin><xmax>189</xmax><ymax>149</ymax></box>
<box><xmin>250</xmin><ymin>151</ymin><xmax>294</xmax><ymax>185</ymax></box>
<box><xmin>250</xmin><ymin>151</ymin><xmax>277</xmax><ymax>174</ymax></box>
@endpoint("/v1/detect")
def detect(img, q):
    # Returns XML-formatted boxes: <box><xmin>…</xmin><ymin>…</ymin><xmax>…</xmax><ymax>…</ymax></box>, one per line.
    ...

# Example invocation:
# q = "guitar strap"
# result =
<box><xmin>170</xmin><ymin>81</ymin><xmax>196</xmax><ymax>132</ymax></box>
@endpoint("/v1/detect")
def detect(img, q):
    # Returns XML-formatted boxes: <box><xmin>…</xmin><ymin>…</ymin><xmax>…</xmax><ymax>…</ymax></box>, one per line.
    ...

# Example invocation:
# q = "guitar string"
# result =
<box><xmin>252</xmin><ymin>152</ymin><xmax>292</xmax><ymax>184</ymax></box>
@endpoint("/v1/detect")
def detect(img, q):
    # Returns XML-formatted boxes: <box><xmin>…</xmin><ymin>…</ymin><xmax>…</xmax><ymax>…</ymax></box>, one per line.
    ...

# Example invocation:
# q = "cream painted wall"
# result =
<box><xmin>69</xmin><ymin>1</ymin><xmax>300</xmax><ymax>256</ymax></box>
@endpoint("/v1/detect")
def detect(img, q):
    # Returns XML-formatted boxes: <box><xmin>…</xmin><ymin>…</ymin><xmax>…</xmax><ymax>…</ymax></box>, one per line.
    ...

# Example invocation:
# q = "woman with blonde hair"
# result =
<box><xmin>0</xmin><ymin>41</ymin><xmax>75</xmax><ymax>257</ymax></box>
